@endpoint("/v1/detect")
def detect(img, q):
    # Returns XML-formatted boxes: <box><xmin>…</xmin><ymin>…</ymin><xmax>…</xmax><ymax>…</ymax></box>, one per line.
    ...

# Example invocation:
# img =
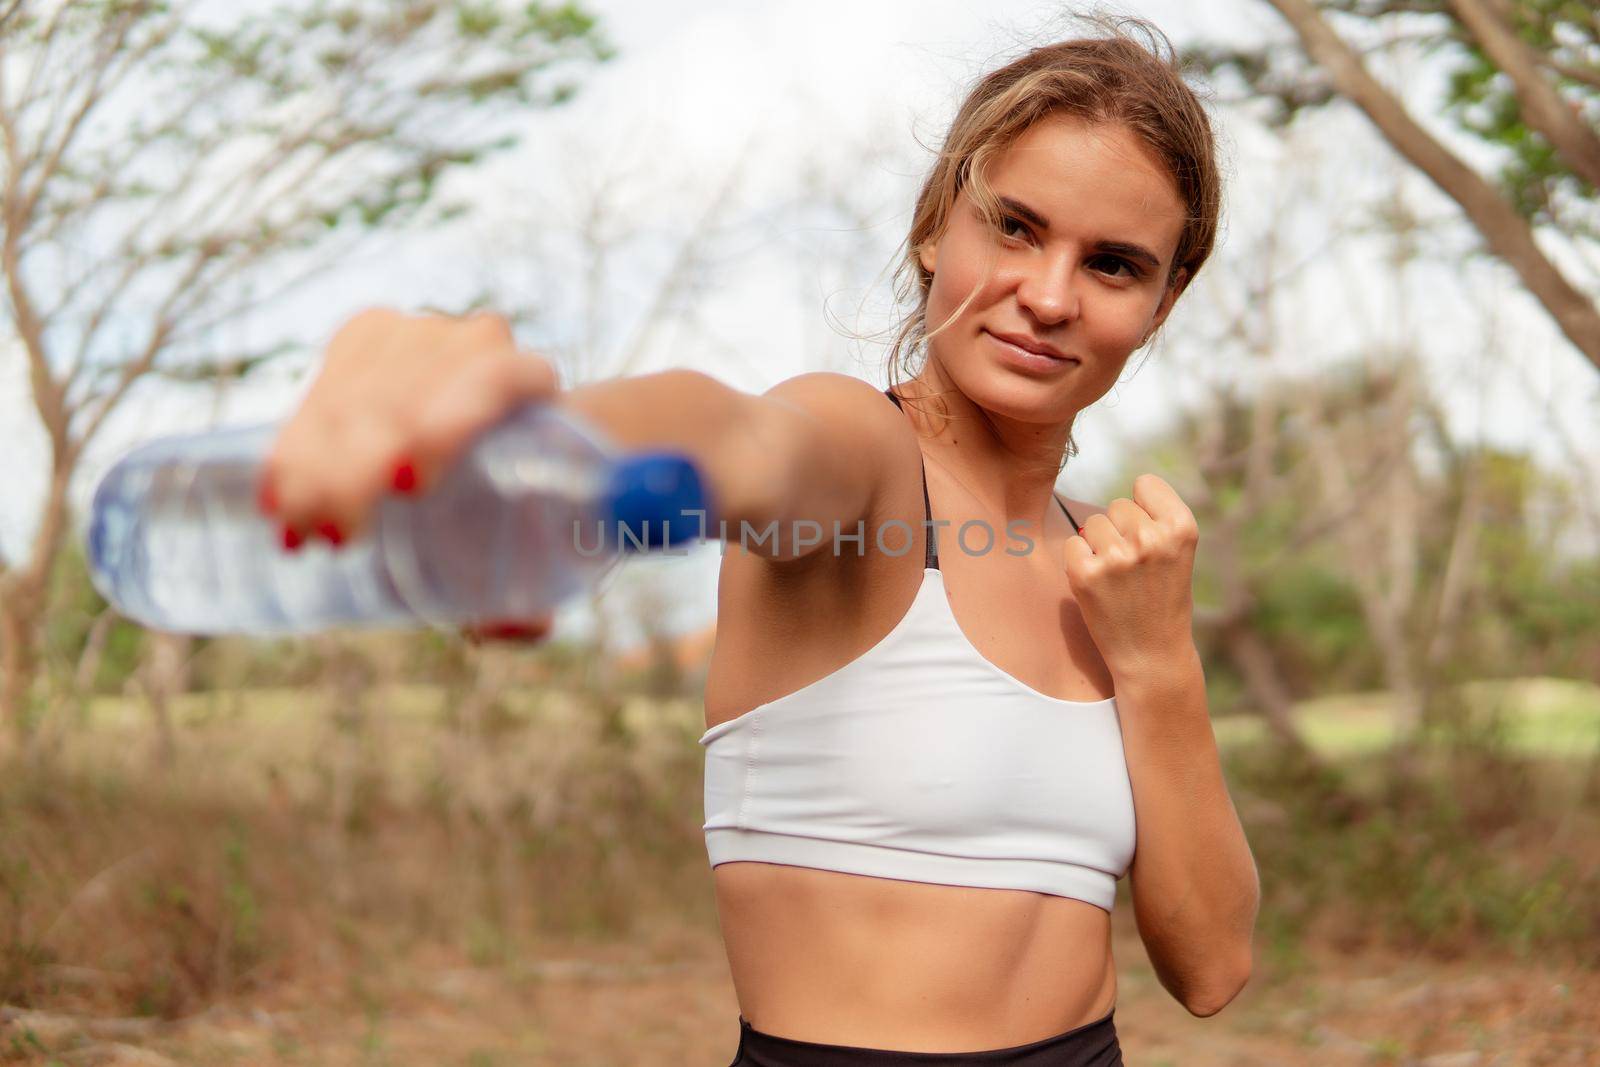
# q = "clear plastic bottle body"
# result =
<box><xmin>87</xmin><ymin>406</ymin><xmax>626</xmax><ymax>635</ymax></box>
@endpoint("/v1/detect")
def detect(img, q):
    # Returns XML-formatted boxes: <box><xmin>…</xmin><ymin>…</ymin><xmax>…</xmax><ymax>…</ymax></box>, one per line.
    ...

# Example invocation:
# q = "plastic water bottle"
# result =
<box><xmin>86</xmin><ymin>404</ymin><xmax>712</xmax><ymax>635</ymax></box>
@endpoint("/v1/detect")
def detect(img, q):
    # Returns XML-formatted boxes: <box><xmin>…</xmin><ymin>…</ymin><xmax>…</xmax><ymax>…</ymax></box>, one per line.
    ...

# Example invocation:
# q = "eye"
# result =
<box><xmin>997</xmin><ymin>214</ymin><xmax>1032</xmax><ymax>241</ymax></box>
<box><xmin>1088</xmin><ymin>254</ymin><xmax>1141</xmax><ymax>280</ymax></box>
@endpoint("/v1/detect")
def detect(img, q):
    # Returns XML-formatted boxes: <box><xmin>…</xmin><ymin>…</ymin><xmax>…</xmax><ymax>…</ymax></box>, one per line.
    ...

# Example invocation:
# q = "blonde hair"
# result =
<box><xmin>883</xmin><ymin>16</ymin><xmax>1221</xmax><ymax>465</ymax></box>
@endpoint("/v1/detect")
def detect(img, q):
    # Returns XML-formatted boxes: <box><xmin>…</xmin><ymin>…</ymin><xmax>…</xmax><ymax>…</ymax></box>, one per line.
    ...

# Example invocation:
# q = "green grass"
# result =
<box><xmin>72</xmin><ymin>674</ymin><xmax>1600</xmax><ymax>763</ymax></box>
<box><xmin>1211</xmin><ymin>677</ymin><xmax>1600</xmax><ymax>757</ymax></box>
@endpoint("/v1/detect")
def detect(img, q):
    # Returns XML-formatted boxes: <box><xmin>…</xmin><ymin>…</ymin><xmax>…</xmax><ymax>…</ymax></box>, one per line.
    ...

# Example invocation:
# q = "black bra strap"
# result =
<box><xmin>883</xmin><ymin>388</ymin><xmax>1080</xmax><ymax>563</ymax></box>
<box><xmin>1058</xmin><ymin>496</ymin><xmax>1079</xmax><ymax>530</ymax></box>
<box><xmin>883</xmin><ymin>389</ymin><xmax>939</xmax><ymax>569</ymax></box>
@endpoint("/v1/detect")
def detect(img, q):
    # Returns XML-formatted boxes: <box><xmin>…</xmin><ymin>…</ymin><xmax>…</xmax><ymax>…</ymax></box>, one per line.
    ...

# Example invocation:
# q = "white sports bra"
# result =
<box><xmin>697</xmin><ymin>389</ymin><xmax>1137</xmax><ymax>911</ymax></box>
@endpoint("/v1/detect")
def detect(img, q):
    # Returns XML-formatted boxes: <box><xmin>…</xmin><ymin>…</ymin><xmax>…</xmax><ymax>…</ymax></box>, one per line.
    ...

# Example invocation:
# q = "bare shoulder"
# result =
<box><xmin>761</xmin><ymin>371</ymin><xmax>921</xmax><ymax>473</ymax></box>
<box><xmin>762</xmin><ymin>372</ymin><xmax>902</xmax><ymax>433</ymax></box>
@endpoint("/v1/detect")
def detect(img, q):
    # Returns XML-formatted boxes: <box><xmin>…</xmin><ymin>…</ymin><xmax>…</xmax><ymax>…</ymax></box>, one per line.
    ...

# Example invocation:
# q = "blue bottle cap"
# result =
<box><xmin>601</xmin><ymin>452</ymin><xmax>714</xmax><ymax>553</ymax></box>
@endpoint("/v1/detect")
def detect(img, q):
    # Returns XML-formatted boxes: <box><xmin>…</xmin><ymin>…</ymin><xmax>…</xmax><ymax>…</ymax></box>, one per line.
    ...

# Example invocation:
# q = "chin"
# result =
<box><xmin>957</xmin><ymin>369</ymin><xmax>1074</xmax><ymax>424</ymax></box>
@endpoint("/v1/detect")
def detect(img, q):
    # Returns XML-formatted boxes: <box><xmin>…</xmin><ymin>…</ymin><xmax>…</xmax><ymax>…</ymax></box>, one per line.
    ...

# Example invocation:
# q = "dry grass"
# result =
<box><xmin>2</xmin><ymin>669</ymin><xmax>1598</xmax><ymax>1064</ymax></box>
<box><xmin>2</xmin><ymin>666</ymin><xmax>714</xmax><ymax>1034</ymax></box>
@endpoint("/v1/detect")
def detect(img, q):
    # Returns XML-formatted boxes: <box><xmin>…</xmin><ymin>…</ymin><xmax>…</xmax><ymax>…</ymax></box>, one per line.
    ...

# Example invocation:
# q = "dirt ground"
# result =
<box><xmin>4</xmin><ymin>913</ymin><xmax>1595</xmax><ymax>1067</ymax></box>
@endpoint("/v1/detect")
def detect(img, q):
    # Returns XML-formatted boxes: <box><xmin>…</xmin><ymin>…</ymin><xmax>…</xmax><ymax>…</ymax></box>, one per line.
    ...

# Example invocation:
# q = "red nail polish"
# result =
<box><xmin>480</xmin><ymin>621</ymin><xmax>544</xmax><ymax>641</ymax></box>
<box><xmin>282</xmin><ymin>525</ymin><xmax>304</xmax><ymax>551</ymax></box>
<box><xmin>392</xmin><ymin>459</ymin><xmax>418</xmax><ymax>494</ymax></box>
<box><xmin>1076</xmin><ymin>526</ymin><xmax>1085</xmax><ymax>536</ymax></box>
<box><xmin>316</xmin><ymin>521</ymin><xmax>344</xmax><ymax>546</ymax></box>
<box><xmin>485</xmin><ymin>623</ymin><xmax>531</xmax><ymax>640</ymax></box>
<box><xmin>257</xmin><ymin>480</ymin><xmax>278</xmax><ymax>516</ymax></box>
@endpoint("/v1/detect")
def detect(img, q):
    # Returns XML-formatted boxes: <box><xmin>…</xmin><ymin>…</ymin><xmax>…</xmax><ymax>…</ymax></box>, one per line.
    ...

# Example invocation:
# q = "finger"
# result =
<box><xmin>1061</xmin><ymin>530</ymin><xmax>1100</xmax><ymax>599</ymax></box>
<box><xmin>1077</xmin><ymin>511</ymin><xmax>1118</xmax><ymax>554</ymax></box>
<box><xmin>1129</xmin><ymin>473</ymin><xmax>1186</xmax><ymax>522</ymax></box>
<box><xmin>464</xmin><ymin>615</ymin><xmax>555</xmax><ymax>644</ymax></box>
<box><xmin>1105</xmin><ymin>497</ymin><xmax>1156</xmax><ymax>547</ymax></box>
<box><xmin>265</xmin><ymin>418</ymin><xmax>346</xmax><ymax>548</ymax></box>
<box><xmin>306</xmin><ymin>417</ymin><xmax>411</xmax><ymax>545</ymax></box>
<box><xmin>1131</xmin><ymin>473</ymin><xmax>1199</xmax><ymax>544</ymax></box>
<box><xmin>407</xmin><ymin>349</ymin><xmax>560</xmax><ymax>493</ymax></box>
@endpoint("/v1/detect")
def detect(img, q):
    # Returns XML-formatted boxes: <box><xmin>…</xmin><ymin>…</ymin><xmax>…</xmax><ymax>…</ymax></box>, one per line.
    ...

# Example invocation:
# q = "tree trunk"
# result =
<box><xmin>0</xmin><ymin>464</ymin><xmax>76</xmax><ymax>745</ymax></box>
<box><xmin>137</xmin><ymin>631</ymin><xmax>192</xmax><ymax>769</ymax></box>
<box><xmin>0</xmin><ymin>586</ymin><xmax>42</xmax><ymax>747</ymax></box>
<box><xmin>1220</xmin><ymin>619</ymin><xmax>1319</xmax><ymax>759</ymax></box>
<box><xmin>71</xmin><ymin>606</ymin><xmax>118</xmax><ymax>697</ymax></box>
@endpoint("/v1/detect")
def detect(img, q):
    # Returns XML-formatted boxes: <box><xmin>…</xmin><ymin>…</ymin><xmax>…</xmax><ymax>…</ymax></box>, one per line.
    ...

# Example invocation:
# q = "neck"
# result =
<box><xmin>897</xmin><ymin>359</ymin><xmax>1076</xmax><ymax>525</ymax></box>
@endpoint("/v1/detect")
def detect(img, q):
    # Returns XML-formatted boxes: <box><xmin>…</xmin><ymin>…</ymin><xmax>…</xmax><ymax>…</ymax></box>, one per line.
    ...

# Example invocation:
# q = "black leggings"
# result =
<box><xmin>726</xmin><ymin>1010</ymin><xmax>1123</xmax><ymax>1066</ymax></box>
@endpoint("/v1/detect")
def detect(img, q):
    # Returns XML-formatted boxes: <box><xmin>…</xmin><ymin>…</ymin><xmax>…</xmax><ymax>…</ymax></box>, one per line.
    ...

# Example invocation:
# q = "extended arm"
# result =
<box><xmin>558</xmin><ymin>369</ymin><xmax>905</xmax><ymax>561</ymax></box>
<box><xmin>264</xmin><ymin>307</ymin><xmax>903</xmax><ymax>564</ymax></box>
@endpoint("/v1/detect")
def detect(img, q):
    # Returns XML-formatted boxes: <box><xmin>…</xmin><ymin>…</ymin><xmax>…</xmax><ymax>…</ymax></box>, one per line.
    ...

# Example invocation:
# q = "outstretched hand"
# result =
<box><xmin>1062</xmin><ymin>473</ymin><xmax>1200</xmax><ymax>680</ymax></box>
<box><xmin>257</xmin><ymin>307</ymin><xmax>564</xmax><ymax>646</ymax></box>
<box><xmin>258</xmin><ymin>307</ymin><xmax>560</xmax><ymax>547</ymax></box>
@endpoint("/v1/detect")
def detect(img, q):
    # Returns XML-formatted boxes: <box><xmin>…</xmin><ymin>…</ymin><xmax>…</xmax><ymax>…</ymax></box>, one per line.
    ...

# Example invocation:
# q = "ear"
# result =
<box><xmin>917</xmin><ymin>240</ymin><xmax>937</xmax><ymax>275</ymax></box>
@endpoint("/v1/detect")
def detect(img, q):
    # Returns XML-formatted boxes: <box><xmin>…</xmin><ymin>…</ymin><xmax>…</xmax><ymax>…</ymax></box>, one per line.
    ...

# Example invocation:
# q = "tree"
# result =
<box><xmin>1189</xmin><ymin>0</ymin><xmax>1600</xmax><ymax>370</ymax></box>
<box><xmin>0</xmin><ymin>0</ymin><xmax>615</xmax><ymax>744</ymax></box>
<box><xmin>1116</xmin><ymin>125</ymin><xmax>1589</xmax><ymax>771</ymax></box>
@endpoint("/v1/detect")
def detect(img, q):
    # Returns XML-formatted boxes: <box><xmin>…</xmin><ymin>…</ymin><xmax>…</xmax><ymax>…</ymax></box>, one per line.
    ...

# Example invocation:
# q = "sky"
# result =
<box><xmin>2</xmin><ymin>0</ymin><xmax>1596</xmax><ymax>648</ymax></box>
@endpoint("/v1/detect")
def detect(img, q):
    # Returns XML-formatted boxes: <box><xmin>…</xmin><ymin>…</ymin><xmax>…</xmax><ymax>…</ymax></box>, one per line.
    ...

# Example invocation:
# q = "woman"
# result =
<box><xmin>261</xmin><ymin>19</ymin><xmax>1258</xmax><ymax>1066</ymax></box>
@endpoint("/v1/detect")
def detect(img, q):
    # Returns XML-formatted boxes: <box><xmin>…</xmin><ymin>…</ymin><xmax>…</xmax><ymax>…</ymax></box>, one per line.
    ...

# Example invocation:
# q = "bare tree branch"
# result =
<box><xmin>27</xmin><ymin>77</ymin><xmax>214</xmax><ymax>259</ymax></box>
<box><xmin>12</xmin><ymin>13</ymin><xmax>142</xmax><ymax>229</ymax></box>
<box><xmin>0</xmin><ymin>0</ymin><xmax>25</xmax><ymax>35</ymax></box>
<box><xmin>10</xmin><ymin>1</ymin><xmax>74</xmax><ymax>119</ymax></box>
<box><xmin>1</xmin><ymin>115</ymin><xmax>69</xmax><ymax>462</ymax></box>
<box><xmin>69</xmin><ymin>249</ymin><xmax>219</xmax><ymax>454</ymax></box>
<box><xmin>610</xmin><ymin>135</ymin><xmax>756</xmax><ymax>378</ymax></box>
<box><xmin>1263</xmin><ymin>0</ymin><xmax>1600</xmax><ymax>371</ymax></box>
<box><xmin>1543</xmin><ymin>58</ymin><xmax>1600</xmax><ymax>94</ymax></box>
<box><xmin>1448</xmin><ymin>0</ymin><xmax>1600</xmax><ymax>190</ymax></box>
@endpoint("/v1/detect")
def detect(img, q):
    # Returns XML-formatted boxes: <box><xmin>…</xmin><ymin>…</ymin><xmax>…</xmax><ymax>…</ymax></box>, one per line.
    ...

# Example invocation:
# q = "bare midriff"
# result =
<box><xmin>712</xmin><ymin>861</ymin><xmax>1116</xmax><ymax>1052</ymax></box>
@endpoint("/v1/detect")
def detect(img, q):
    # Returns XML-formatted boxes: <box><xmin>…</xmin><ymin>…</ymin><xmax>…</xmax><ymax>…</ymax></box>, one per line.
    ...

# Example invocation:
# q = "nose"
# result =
<box><xmin>1015</xmin><ymin>254</ymin><xmax>1081</xmax><ymax>326</ymax></box>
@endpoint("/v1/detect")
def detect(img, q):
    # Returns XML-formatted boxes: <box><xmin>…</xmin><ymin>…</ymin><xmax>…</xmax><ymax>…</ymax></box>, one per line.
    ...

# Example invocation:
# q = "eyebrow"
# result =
<box><xmin>996</xmin><ymin>195</ymin><xmax>1165</xmax><ymax>273</ymax></box>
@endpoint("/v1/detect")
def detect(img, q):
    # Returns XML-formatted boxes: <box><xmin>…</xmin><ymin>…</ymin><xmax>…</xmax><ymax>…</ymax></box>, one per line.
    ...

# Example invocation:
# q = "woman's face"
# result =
<box><xmin>918</xmin><ymin>116</ymin><xmax>1189</xmax><ymax>424</ymax></box>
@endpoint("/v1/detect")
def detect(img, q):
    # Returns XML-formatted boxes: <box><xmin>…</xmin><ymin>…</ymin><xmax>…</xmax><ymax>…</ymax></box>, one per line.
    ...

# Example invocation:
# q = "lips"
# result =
<box><xmin>984</xmin><ymin>329</ymin><xmax>1076</xmax><ymax>362</ymax></box>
